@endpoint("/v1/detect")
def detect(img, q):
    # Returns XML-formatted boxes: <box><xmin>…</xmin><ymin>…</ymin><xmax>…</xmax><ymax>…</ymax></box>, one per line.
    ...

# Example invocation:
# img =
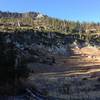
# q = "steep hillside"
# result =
<box><xmin>0</xmin><ymin>11</ymin><xmax>100</xmax><ymax>99</ymax></box>
<box><xmin>0</xmin><ymin>29</ymin><xmax>72</xmax><ymax>95</ymax></box>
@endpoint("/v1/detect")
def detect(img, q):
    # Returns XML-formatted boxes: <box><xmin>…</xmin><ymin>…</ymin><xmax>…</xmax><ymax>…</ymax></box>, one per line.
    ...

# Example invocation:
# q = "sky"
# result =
<box><xmin>0</xmin><ymin>0</ymin><xmax>100</xmax><ymax>22</ymax></box>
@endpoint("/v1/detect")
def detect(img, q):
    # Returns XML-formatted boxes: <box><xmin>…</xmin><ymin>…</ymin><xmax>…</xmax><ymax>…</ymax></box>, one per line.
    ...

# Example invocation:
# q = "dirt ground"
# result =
<box><xmin>26</xmin><ymin>46</ymin><xmax>100</xmax><ymax>100</ymax></box>
<box><xmin>28</xmin><ymin>46</ymin><xmax>100</xmax><ymax>77</ymax></box>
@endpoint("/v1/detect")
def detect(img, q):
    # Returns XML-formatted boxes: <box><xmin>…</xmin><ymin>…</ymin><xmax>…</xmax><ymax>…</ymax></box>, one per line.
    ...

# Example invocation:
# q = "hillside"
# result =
<box><xmin>0</xmin><ymin>11</ymin><xmax>100</xmax><ymax>99</ymax></box>
<box><xmin>0</xmin><ymin>11</ymin><xmax>100</xmax><ymax>34</ymax></box>
<box><xmin>0</xmin><ymin>11</ymin><xmax>100</xmax><ymax>46</ymax></box>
